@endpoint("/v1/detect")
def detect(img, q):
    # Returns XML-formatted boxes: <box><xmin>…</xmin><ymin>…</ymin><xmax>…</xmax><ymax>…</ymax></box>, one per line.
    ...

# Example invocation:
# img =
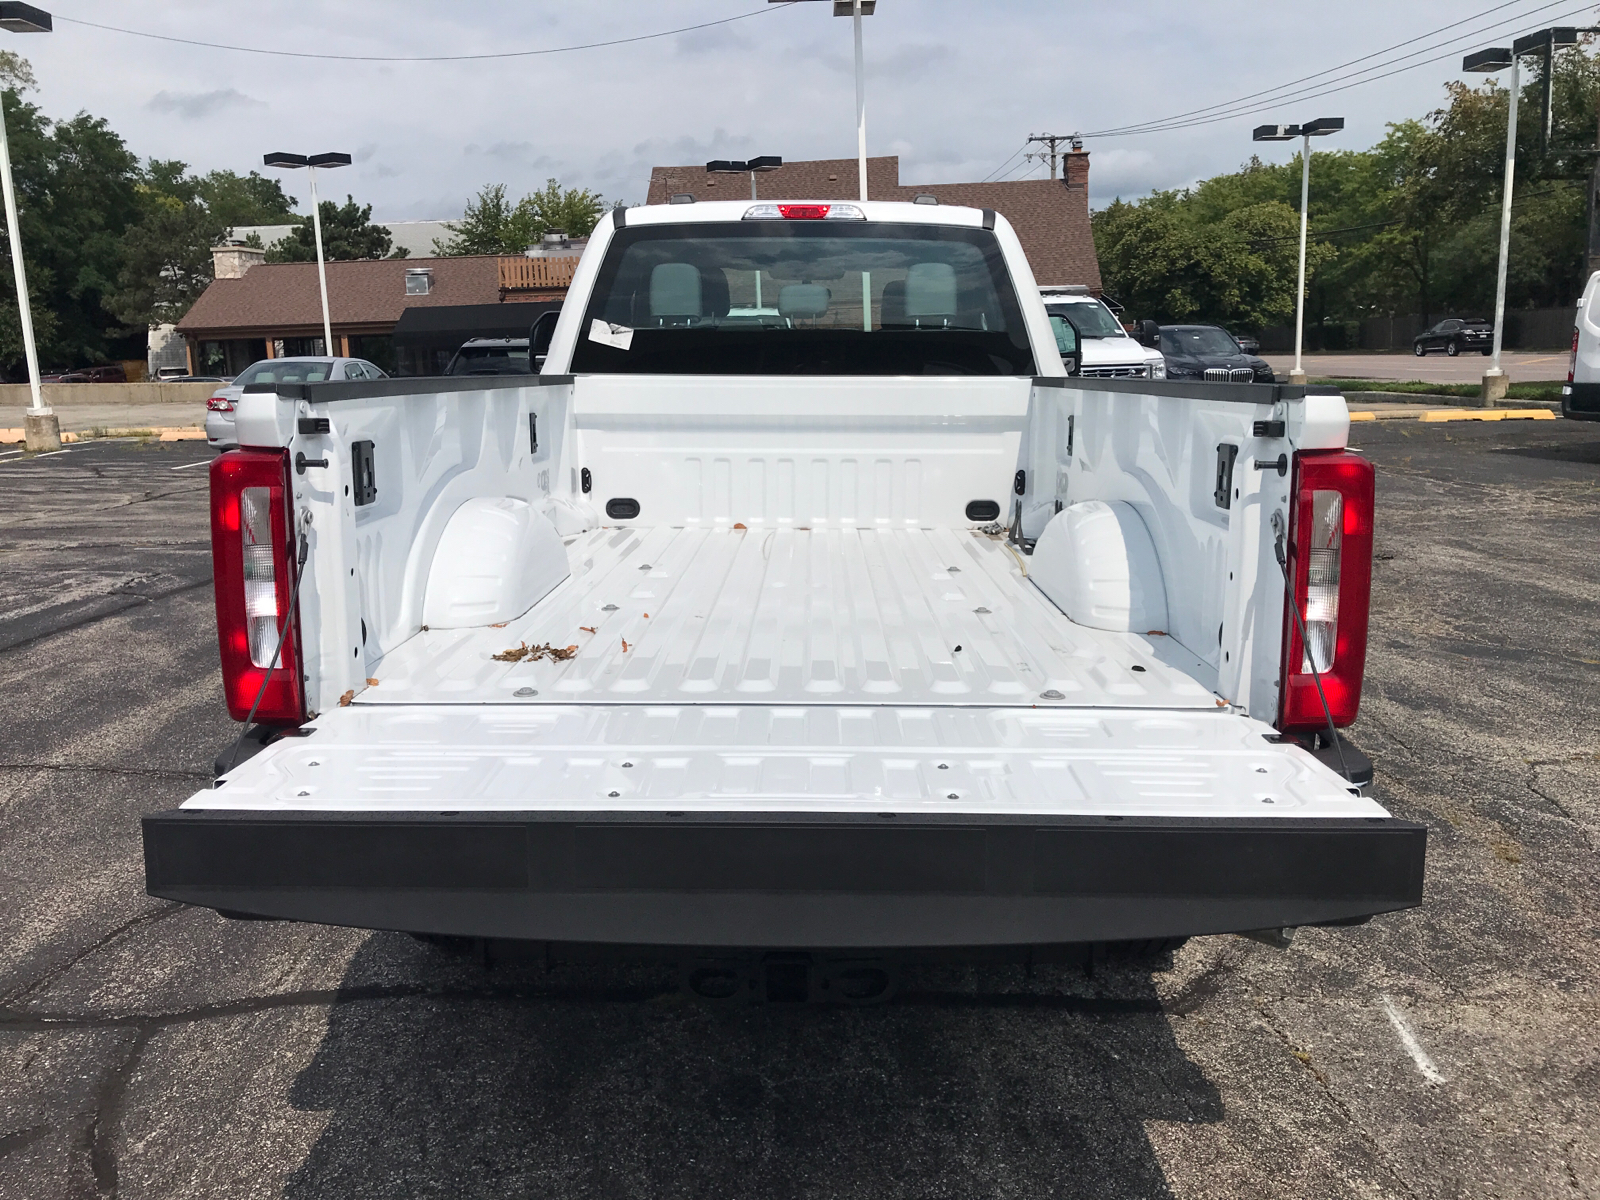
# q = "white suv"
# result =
<box><xmin>1039</xmin><ymin>289</ymin><xmax>1163</xmax><ymax>379</ymax></box>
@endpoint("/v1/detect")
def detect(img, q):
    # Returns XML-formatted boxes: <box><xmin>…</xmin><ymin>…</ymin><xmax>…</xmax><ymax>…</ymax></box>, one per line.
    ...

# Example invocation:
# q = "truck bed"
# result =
<box><xmin>364</xmin><ymin>525</ymin><xmax>1221</xmax><ymax>710</ymax></box>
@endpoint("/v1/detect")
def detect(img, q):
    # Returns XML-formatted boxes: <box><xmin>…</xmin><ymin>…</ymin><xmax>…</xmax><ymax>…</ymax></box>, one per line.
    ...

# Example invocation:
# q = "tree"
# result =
<box><xmin>107</xmin><ymin>194</ymin><xmax>218</xmax><ymax>329</ymax></box>
<box><xmin>0</xmin><ymin>72</ymin><xmax>143</xmax><ymax>374</ymax></box>
<box><xmin>432</xmin><ymin>183</ymin><xmax>537</xmax><ymax>255</ymax></box>
<box><xmin>526</xmin><ymin>177</ymin><xmax>604</xmax><ymax>238</ymax></box>
<box><xmin>197</xmin><ymin>169</ymin><xmax>297</xmax><ymax>231</ymax></box>
<box><xmin>433</xmin><ymin>178</ymin><xmax>605</xmax><ymax>255</ymax></box>
<box><xmin>265</xmin><ymin>196</ymin><xmax>407</xmax><ymax>261</ymax></box>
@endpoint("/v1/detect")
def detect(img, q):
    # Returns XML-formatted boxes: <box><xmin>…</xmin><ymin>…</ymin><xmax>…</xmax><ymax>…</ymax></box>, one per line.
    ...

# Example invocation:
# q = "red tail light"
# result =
<box><xmin>207</xmin><ymin>396</ymin><xmax>234</xmax><ymax>413</ymax></box>
<box><xmin>210</xmin><ymin>449</ymin><xmax>305</xmax><ymax>725</ymax></box>
<box><xmin>1569</xmin><ymin>326</ymin><xmax>1579</xmax><ymax>383</ymax></box>
<box><xmin>1278</xmin><ymin>450</ymin><xmax>1374</xmax><ymax>732</ymax></box>
<box><xmin>778</xmin><ymin>204</ymin><xmax>830</xmax><ymax>220</ymax></box>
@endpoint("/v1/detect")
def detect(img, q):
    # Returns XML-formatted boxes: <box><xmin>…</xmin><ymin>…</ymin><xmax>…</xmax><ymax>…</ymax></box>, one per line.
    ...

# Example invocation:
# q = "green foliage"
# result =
<box><xmin>265</xmin><ymin>196</ymin><xmax>406</xmax><ymax>262</ymax></box>
<box><xmin>0</xmin><ymin>85</ymin><xmax>142</xmax><ymax>374</ymax></box>
<box><xmin>1096</xmin><ymin>43</ymin><xmax>1600</xmax><ymax>330</ymax></box>
<box><xmin>433</xmin><ymin>183</ymin><xmax>537</xmax><ymax>255</ymax></box>
<box><xmin>434</xmin><ymin>179</ymin><xmax>605</xmax><ymax>255</ymax></box>
<box><xmin>108</xmin><ymin>162</ymin><xmax>300</xmax><ymax>329</ymax></box>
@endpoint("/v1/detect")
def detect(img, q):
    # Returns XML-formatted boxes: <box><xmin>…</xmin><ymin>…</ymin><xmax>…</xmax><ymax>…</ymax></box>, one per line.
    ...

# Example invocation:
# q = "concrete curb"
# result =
<box><xmin>1330</xmin><ymin>389</ymin><xmax>1562</xmax><ymax>411</ymax></box>
<box><xmin>0</xmin><ymin>426</ymin><xmax>206</xmax><ymax>444</ymax></box>
<box><xmin>1348</xmin><ymin>409</ymin><xmax>1557</xmax><ymax>423</ymax></box>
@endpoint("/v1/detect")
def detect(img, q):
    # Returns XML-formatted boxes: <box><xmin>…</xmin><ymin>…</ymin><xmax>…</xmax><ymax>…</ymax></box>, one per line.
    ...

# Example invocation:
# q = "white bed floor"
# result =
<box><xmin>363</xmin><ymin>525</ymin><xmax>1221</xmax><ymax>711</ymax></box>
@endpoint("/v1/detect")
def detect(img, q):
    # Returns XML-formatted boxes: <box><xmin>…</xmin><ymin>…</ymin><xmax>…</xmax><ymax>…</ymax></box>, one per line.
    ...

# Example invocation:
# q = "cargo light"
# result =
<box><xmin>207</xmin><ymin>396</ymin><xmax>234</xmax><ymax>413</ymax></box>
<box><xmin>743</xmin><ymin>203</ymin><xmax>866</xmax><ymax>220</ymax></box>
<box><xmin>210</xmin><ymin>449</ymin><xmax>305</xmax><ymax>725</ymax></box>
<box><xmin>1278</xmin><ymin>450</ymin><xmax>1374</xmax><ymax>732</ymax></box>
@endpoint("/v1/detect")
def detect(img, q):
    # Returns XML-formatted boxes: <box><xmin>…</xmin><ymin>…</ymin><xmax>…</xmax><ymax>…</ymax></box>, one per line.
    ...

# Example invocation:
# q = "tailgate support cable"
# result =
<box><xmin>219</xmin><ymin>528</ymin><xmax>311</xmax><ymax>777</ymax></box>
<box><xmin>1270</xmin><ymin>511</ymin><xmax>1353</xmax><ymax>784</ymax></box>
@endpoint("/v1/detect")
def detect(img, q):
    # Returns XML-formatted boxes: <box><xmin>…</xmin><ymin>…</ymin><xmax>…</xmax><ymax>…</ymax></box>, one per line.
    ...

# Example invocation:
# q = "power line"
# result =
<box><xmin>54</xmin><ymin>3</ymin><xmax>799</xmax><ymax>63</ymax></box>
<box><xmin>1087</xmin><ymin>0</ymin><xmax>1551</xmax><ymax>137</ymax></box>
<box><xmin>981</xmin><ymin>142</ymin><xmax>1030</xmax><ymax>183</ymax></box>
<box><xmin>1085</xmin><ymin>0</ymin><xmax>1590</xmax><ymax>138</ymax></box>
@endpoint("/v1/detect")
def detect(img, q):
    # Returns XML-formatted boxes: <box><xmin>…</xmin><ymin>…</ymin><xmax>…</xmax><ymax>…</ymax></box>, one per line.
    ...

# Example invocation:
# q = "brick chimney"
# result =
<box><xmin>1063</xmin><ymin>150</ymin><xmax>1090</xmax><ymax>190</ymax></box>
<box><xmin>212</xmin><ymin>241</ymin><xmax>265</xmax><ymax>280</ymax></box>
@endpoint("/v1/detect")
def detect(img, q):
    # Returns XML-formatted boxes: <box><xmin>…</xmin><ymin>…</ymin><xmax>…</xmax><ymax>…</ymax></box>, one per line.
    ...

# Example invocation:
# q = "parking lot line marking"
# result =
<box><xmin>0</xmin><ymin>448</ymin><xmax>23</xmax><ymax>458</ymax></box>
<box><xmin>1381</xmin><ymin>995</ymin><xmax>1445</xmax><ymax>1084</ymax></box>
<box><xmin>170</xmin><ymin>459</ymin><xmax>211</xmax><ymax>470</ymax></box>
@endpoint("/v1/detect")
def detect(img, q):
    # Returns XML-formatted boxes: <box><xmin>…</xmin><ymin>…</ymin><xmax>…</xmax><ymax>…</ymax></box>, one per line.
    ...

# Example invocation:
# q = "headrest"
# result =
<box><xmin>779</xmin><ymin>283</ymin><xmax>831</xmax><ymax>319</ymax></box>
<box><xmin>650</xmin><ymin>263</ymin><xmax>702</xmax><ymax>317</ymax></box>
<box><xmin>905</xmin><ymin>262</ymin><xmax>957</xmax><ymax>317</ymax></box>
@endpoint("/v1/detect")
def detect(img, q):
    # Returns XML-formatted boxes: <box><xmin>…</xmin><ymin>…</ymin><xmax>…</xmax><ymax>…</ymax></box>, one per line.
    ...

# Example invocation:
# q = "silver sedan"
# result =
<box><xmin>206</xmin><ymin>357</ymin><xmax>388</xmax><ymax>450</ymax></box>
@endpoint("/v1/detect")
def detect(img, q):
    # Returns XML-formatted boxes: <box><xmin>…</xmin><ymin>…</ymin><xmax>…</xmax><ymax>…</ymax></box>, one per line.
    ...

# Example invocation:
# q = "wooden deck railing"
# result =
<box><xmin>498</xmin><ymin>256</ymin><xmax>580</xmax><ymax>291</ymax></box>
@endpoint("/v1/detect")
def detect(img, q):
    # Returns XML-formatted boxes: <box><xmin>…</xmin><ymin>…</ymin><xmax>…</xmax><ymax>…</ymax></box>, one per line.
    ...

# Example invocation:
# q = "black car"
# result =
<box><xmin>445</xmin><ymin>337</ymin><xmax>533</xmax><ymax>375</ymax></box>
<box><xmin>1157</xmin><ymin>325</ymin><xmax>1276</xmax><ymax>384</ymax></box>
<box><xmin>1414</xmin><ymin>318</ymin><xmax>1492</xmax><ymax>357</ymax></box>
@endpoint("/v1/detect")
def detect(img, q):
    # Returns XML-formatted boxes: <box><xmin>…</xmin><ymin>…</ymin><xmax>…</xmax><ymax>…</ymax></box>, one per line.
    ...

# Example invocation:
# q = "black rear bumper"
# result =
<box><xmin>142</xmin><ymin>810</ymin><xmax>1426</xmax><ymax>948</ymax></box>
<box><xmin>1564</xmin><ymin>382</ymin><xmax>1600</xmax><ymax>420</ymax></box>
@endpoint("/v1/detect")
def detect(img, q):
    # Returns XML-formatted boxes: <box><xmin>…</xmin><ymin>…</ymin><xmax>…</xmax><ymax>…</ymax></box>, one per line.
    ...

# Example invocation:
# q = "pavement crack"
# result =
<box><xmin>0</xmin><ymin>576</ymin><xmax>212</xmax><ymax>655</ymax></box>
<box><xmin>0</xmin><ymin>1124</ymin><xmax>49</xmax><ymax>1160</ymax></box>
<box><xmin>1</xmin><ymin>904</ymin><xmax>185</xmax><ymax>1008</ymax></box>
<box><xmin>0</xmin><ymin>762</ymin><xmax>211</xmax><ymax>781</ymax></box>
<box><xmin>85</xmin><ymin>1027</ymin><xmax>149</xmax><ymax>1200</ymax></box>
<box><xmin>1254</xmin><ymin>996</ymin><xmax>1424</xmax><ymax>1200</ymax></box>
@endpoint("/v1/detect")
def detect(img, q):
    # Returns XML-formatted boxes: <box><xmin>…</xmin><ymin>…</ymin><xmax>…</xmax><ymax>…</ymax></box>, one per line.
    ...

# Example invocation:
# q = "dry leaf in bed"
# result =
<box><xmin>489</xmin><ymin>622</ymin><xmax>507</xmax><ymax>629</ymax></box>
<box><xmin>580</xmin><ymin>626</ymin><xmax>596</xmax><ymax>634</ymax></box>
<box><xmin>338</xmin><ymin>689</ymin><xmax>355</xmax><ymax>707</ymax></box>
<box><xmin>493</xmin><ymin>641</ymin><xmax>580</xmax><ymax>664</ymax></box>
<box><xmin>733</xmin><ymin>523</ymin><xmax>747</xmax><ymax>530</ymax></box>
<box><xmin>622</xmin><ymin>638</ymin><xmax>631</xmax><ymax>652</ymax></box>
<box><xmin>366</xmin><ymin>678</ymin><xmax>379</xmax><ymax>686</ymax></box>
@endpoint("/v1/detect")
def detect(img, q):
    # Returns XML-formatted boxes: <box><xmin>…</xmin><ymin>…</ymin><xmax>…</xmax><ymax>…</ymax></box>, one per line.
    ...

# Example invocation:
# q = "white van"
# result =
<box><xmin>1566</xmin><ymin>269</ymin><xmax>1600</xmax><ymax>421</ymax></box>
<box><xmin>1039</xmin><ymin>287</ymin><xmax>1164</xmax><ymax>379</ymax></box>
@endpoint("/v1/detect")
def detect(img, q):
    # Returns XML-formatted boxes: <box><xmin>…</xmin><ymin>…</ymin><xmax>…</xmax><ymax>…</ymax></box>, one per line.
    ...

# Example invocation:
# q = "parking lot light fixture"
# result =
<box><xmin>264</xmin><ymin>151</ymin><xmax>352</xmax><ymax>356</ymax></box>
<box><xmin>1464</xmin><ymin>46</ymin><xmax>1519</xmax><ymax>405</ymax></box>
<box><xmin>706</xmin><ymin>156</ymin><xmax>783</xmax><ymax>200</ymax></box>
<box><xmin>0</xmin><ymin>3</ymin><xmax>54</xmax><ymax>450</ymax></box>
<box><xmin>1254</xmin><ymin>117</ymin><xmax>1342</xmax><ymax>384</ymax></box>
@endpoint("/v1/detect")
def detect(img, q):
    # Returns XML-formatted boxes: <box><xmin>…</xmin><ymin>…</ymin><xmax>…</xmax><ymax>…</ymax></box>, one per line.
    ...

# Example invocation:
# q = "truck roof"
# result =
<box><xmin>616</xmin><ymin>199</ymin><xmax>995</xmax><ymax>230</ymax></box>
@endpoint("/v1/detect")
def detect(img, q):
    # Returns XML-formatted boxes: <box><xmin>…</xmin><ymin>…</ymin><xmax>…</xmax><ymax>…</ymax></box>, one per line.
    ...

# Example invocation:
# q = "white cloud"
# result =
<box><xmin>145</xmin><ymin>88</ymin><xmax>264</xmax><ymax>119</ymax></box>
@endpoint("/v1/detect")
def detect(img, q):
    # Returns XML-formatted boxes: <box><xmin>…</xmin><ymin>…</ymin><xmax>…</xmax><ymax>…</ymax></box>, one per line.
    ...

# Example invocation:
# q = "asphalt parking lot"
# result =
<box><xmin>2</xmin><ymin>424</ymin><xmax>1597</xmax><ymax>1199</ymax></box>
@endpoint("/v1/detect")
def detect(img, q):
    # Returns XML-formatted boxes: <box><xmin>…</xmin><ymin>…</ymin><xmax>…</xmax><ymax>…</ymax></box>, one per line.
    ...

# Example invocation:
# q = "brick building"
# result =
<box><xmin>177</xmin><ymin>244</ymin><xmax>581</xmax><ymax>377</ymax></box>
<box><xmin>645</xmin><ymin>153</ymin><xmax>1101</xmax><ymax>292</ymax></box>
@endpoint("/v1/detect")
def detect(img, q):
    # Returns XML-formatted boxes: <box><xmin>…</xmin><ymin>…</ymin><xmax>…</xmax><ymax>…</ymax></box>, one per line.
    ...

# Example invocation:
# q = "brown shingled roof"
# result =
<box><xmin>645</xmin><ymin>153</ymin><xmax>1100</xmax><ymax>291</ymax></box>
<box><xmin>177</xmin><ymin>256</ymin><xmax>504</xmax><ymax>335</ymax></box>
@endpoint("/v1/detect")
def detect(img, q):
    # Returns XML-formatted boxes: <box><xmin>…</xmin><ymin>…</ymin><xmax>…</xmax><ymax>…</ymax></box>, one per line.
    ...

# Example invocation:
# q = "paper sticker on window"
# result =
<box><xmin>589</xmin><ymin>319</ymin><xmax>634</xmax><ymax>351</ymax></box>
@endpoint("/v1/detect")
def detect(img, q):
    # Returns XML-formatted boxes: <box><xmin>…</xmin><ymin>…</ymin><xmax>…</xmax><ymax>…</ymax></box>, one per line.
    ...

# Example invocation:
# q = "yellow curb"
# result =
<box><xmin>1349</xmin><ymin>411</ymin><xmax>1376</xmax><ymax>421</ymax></box>
<box><xmin>1417</xmin><ymin>408</ymin><xmax>1555</xmax><ymax>422</ymax></box>
<box><xmin>158</xmin><ymin>428</ymin><xmax>207</xmax><ymax>440</ymax></box>
<box><xmin>0</xmin><ymin>427</ymin><xmax>20</xmax><ymax>443</ymax></box>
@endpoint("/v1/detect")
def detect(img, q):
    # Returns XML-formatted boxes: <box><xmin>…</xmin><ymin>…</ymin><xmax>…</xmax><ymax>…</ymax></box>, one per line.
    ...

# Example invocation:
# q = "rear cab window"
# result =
<box><xmin>569</xmin><ymin>221</ymin><xmax>1036</xmax><ymax>375</ymax></box>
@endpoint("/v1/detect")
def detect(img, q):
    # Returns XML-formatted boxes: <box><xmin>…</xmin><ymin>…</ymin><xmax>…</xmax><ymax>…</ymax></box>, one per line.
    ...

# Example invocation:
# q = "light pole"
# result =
<box><xmin>0</xmin><ymin>3</ymin><xmax>54</xmax><ymax>452</ymax></box>
<box><xmin>1463</xmin><ymin>46</ymin><xmax>1519</xmax><ymax>405</ymax></box>
<box><xmin>774</xmin><ymin>0</ymin><xmax>875</xmax><ymax>199</ymax></box>
<box><xmin>264</xmin><ymin>151</ymin><xmax>351</xmax><ymax>356</ymax></box>
<box><xmin>706</xmin><ymin>156</ymin><xmax>783</xmax><ymax>200</ymax></box>
<box><xmin>1254</xmin><ymin>117</ymin><xmax>1343</xmax><ymax>385</ymax></box>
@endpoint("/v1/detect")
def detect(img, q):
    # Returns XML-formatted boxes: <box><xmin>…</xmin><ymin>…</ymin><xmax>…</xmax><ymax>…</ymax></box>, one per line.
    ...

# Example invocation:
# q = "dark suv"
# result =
<box><xmin>1414</xmin><ymin>318</ymin><xmax>1492</xmax><ymax>357</ymax></box>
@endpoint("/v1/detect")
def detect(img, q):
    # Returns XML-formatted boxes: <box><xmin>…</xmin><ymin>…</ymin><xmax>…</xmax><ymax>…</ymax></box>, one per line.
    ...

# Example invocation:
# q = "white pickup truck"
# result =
<box><xmin>143</xmin><ymin>198</ymin><xmax>1423</xmax><ymax>981</ymax></box>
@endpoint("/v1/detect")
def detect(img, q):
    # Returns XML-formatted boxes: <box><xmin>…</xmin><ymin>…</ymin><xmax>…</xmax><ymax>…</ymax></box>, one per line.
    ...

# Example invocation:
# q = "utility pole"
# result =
<box><xmin>1024</xmin><ymin>133</ymin><xmax>1081</xmax><ymax>181</ymax></box>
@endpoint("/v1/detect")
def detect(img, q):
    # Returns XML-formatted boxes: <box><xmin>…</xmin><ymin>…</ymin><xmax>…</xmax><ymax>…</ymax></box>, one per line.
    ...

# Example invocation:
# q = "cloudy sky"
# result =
<box><xmin>14</xmin><ymin>0</ymin><xmax>1594</xmax><ymax>221</ymax></box>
